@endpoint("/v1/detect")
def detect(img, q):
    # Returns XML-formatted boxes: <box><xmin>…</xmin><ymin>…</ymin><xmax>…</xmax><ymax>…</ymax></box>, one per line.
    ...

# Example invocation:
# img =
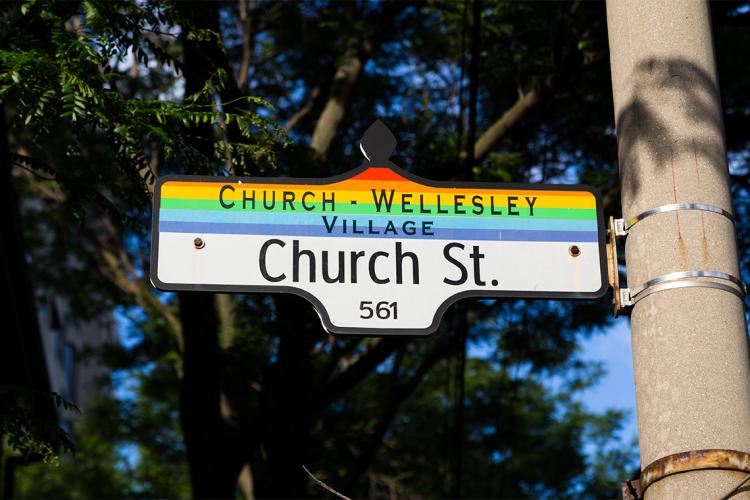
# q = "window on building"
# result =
<box><xmin>63</xmin><ymin>342</ymin><xmax>76</xmax><ymax>403</ymax></box>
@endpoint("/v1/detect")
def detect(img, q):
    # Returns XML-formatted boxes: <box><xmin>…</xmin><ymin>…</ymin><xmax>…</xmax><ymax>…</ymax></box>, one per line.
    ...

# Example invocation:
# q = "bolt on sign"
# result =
<box><xmin>151</xmin><ymin>121</ymin><xmax>607</xmax><ymax>335</ymax></box>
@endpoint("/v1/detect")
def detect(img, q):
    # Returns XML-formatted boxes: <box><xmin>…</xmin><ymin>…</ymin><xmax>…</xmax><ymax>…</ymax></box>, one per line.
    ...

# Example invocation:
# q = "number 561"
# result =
<box><xmin>360</xmin><ymin>301</ymin><xmax>398</xmax><ymax>320</ymax></box>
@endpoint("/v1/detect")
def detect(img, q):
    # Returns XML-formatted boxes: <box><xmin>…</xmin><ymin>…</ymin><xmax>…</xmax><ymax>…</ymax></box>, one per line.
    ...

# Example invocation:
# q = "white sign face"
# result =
<box><xmin>150</xmin><ymin>162</ymin><xmax>607</xmax><ymax>336</ymax></box>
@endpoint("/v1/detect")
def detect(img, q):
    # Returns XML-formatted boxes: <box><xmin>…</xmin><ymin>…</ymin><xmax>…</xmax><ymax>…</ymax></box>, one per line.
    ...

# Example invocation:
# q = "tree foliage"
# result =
<box><xmin>0</xmin><ymin>386</ymin><xmax>77</xmax><ymax>465</ymax></box>
<box><xmin>1</xmin><ymin>0</ymin><xmax>284</xmax><ymax>219</ymax></box>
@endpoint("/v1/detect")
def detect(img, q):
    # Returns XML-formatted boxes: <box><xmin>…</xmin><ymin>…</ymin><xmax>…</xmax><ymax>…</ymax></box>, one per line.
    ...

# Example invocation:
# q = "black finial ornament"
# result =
<box><xmin>359</xmin><ymin>120</ymin><xmax>397</xmax><ymax>165</ymax></box>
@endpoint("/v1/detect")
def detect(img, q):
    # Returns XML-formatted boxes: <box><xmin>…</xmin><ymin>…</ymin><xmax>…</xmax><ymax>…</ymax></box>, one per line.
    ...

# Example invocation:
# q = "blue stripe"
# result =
<box><xmin>158</xmin><ymin>209</ymin><xmax>597</xmax><ymax>232</ymax></box>
<box><xmin>159</xmin><ymin>221</ymin><xmax>598</xmax><ymax>243</ymax></box>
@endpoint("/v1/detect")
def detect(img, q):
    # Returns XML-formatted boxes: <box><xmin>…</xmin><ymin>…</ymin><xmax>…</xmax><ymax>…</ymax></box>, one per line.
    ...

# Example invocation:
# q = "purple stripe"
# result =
<box><xmin>159</xmin><ymin>221</ymin><xmax>598</xmax><ymax>243</ymax></box>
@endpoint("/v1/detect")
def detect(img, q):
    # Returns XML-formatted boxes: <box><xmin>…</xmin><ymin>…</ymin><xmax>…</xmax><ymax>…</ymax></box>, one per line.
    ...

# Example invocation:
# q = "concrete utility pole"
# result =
<box><xmin>606</xmin><ymin>1</ymin><xmax>750</xmax><ymax>497</ymax></box>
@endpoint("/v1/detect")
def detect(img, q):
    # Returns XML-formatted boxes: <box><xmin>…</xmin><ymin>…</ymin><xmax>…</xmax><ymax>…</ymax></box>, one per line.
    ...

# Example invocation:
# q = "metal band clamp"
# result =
<box><xmin>619</xmin><ymin>270</ymin><xmax>747</xmax><ymax>307</ymax></box>
<box><xmin>615</xmin><ymin>203</ymin><xmax>735</xmax><ymax>236</ymax></box>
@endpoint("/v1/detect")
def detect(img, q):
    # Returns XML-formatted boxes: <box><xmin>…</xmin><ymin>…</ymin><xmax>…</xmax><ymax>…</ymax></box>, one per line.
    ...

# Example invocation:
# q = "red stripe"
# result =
<box><xmin>351</xmin><ymin>167</ymin><xmax>408</xmax><ymax>181</ymax></box>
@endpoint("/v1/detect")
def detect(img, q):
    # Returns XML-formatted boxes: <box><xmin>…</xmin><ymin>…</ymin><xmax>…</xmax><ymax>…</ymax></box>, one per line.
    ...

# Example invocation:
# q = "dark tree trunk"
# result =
<box><xmin>178</xmin><ymin>292</ymin><xmax>244</xmax><ymax>498</ymax></box>
<box><xmin>175</xmin><ymin>3</ymin><xmax>248</xmax><ymax>497</ymax></box>
<box><xmin>0</xmin><ymin>106</ymin><xmax>56</xmax><ymax>498</ymax></box>
<box><xmin>253</xmin><ymin>295</ymin><xmax>319</xmax><ymax>498</ymax></box>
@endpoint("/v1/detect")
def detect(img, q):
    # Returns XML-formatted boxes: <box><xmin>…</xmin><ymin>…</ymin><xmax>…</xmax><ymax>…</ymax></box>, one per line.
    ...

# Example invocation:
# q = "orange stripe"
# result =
<box><xmin>162</xmin><ymin>180</ymin><xmax>592</xmax><ymax>198</ymax></box>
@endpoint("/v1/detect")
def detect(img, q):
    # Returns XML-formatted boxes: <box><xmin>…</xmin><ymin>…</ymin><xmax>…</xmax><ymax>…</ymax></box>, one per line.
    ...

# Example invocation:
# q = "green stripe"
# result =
<box><xmin>160</xmin><ymin>198</ymin><xmax>597</xmax><ymax>220</ymax></box>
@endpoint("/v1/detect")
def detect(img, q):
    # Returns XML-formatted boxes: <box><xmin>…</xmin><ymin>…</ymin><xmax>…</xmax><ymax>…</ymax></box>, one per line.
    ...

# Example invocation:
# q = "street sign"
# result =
<box><xmin>151</xmin><ymin>121</ymin><xmax>607</xmax><ymax>335</ymax></box>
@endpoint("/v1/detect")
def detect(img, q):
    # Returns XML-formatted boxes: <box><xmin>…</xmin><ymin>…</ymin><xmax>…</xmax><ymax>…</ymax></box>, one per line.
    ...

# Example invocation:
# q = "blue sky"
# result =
<box><xmin>580</xmin><ymin>318</ymin><xmax>638</xmax><ymax>442</ymax></box>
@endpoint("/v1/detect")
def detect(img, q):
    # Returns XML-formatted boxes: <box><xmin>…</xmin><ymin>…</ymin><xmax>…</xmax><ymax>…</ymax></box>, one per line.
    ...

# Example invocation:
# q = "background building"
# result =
<box><xmin>37</xmin><ymin>294</ymin><xmax>117</xmax><ymax>425</ymax></box>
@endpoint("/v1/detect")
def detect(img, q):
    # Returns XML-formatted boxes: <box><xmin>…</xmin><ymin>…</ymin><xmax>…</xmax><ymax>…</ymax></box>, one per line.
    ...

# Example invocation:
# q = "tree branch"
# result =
<box><xmin>216</xmin><ymin>293</ymin><xmax>238</xmax><ymax>348</ymax></box>
<box><xmin>302</xmin><ymin>465</ymin><xmax>352</xmax><ymax>500</ymax></box>
<box><xmin>320</xmin><ymin>338</ymin><xmax>362</xmax><ymax>382</ymax></box>
<box><xmin>319</xmin><ymin>338</ymin><xmax>404</xmax><ymax>409</ymax></box>
<box><xmin>342</xmin><ymin>336</ymin><xmax>456</xmax><ymax>490</ymax></box>
<box><xmin>285</xmin><ymin>84</ymin><xmax>322</xmax><ymax>132</ymax></box>
<box><xmin>235</xmin><ymin>0</ymin><xmax>258</xmax><ymax>90</ymax></box>
<box><xmin>97</xmin><ymin>217</ymin><xmax>184</xmax><ymax>350</ymax></box>
<box><xmin>471</xmin><ymin>0</ymin><xmax>588</xmax><ymax>164</ymax></box>
<box><xmin>309</xmin><ymin>1</ymin><xmax>407</xmax><ymax>160</ymax></box>
<box><xmin>472</xmin><ymin>87</ymin><xmax>543</xmax><ymax>163</ymax></box>
<box><xmin>309</xmin><ymin>44</ymin><xmax>364</xmax><ymax>159</ymax></box>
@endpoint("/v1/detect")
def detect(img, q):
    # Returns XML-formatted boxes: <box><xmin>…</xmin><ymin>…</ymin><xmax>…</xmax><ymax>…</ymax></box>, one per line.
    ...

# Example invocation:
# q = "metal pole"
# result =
<box><xmin>606</xmin><ymin>0</ymin><xmax>750</xmax><ymax>497</ymax></box>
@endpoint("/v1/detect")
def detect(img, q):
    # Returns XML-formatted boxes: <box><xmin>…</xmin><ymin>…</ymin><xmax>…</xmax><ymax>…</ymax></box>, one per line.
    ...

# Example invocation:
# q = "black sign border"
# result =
<box><xmin>150</xmin><ymin>162</ymin><xmax>609</xmax><ymax>337</ymax></box>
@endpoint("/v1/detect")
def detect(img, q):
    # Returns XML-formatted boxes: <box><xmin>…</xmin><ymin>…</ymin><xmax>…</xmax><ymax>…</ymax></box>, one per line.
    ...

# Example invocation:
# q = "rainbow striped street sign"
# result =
<box><xmin>151</xmin><ymin>122</ymin><xmax>607</xmax><ymax>335</ymax></box>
